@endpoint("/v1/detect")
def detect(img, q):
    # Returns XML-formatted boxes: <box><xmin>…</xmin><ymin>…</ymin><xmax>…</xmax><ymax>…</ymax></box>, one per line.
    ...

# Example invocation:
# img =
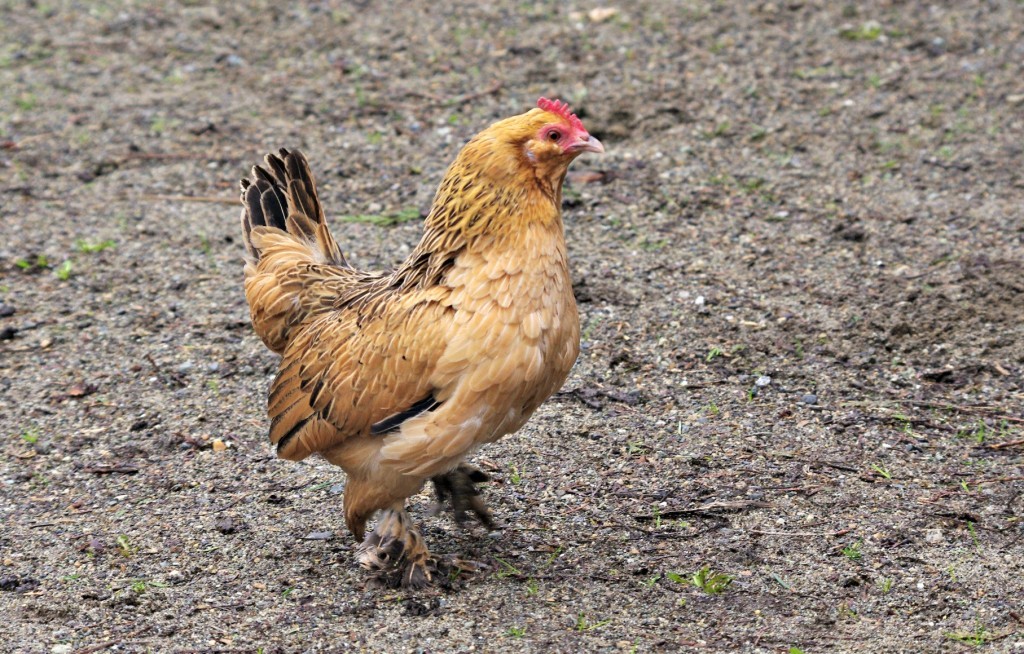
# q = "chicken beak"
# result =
<box><xmin>573</xmin><ymin>134</ymin><xmax>605</xmax><ymax>154</ymax></box>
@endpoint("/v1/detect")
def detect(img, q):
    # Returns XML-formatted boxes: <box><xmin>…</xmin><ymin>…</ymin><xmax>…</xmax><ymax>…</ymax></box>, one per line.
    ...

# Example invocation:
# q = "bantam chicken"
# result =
<box><xmin>239</xmin><ymin>97</ymin><xmax>603</xmax><ymax>587</ymax></box>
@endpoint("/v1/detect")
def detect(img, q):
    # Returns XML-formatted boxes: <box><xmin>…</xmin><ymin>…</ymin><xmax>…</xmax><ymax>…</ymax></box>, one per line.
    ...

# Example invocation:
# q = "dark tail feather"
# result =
<box><xmin>239</xmin><ymin>148</ymin><xmax>346</xmax><ymax>266</ymax></box>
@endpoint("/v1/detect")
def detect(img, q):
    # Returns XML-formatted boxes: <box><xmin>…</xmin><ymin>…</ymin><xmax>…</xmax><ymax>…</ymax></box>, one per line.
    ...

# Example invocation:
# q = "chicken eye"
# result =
<box><xmin>548</xmin><ymin>130</ymin><xmax>561</xmax><ymax>141</ymax></box>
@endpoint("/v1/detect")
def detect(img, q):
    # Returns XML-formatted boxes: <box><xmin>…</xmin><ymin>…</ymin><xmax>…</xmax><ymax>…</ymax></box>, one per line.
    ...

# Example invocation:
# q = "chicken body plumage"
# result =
<box><xmin>240</xmin><ymin>100</ymin><xmax>601</xmax><ymax>585</ymax></box>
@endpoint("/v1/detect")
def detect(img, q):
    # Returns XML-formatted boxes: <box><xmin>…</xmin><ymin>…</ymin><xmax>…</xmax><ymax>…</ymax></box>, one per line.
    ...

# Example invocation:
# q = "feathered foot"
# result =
<box><xmin>358</xmin><ymin>504</ymin><xmax>433</xmax><ymax>588</ymax></box>
<box><xmin>431</xmin><ymin>463</ymin><xmax>495</xmax><ymax>530</ymax></box>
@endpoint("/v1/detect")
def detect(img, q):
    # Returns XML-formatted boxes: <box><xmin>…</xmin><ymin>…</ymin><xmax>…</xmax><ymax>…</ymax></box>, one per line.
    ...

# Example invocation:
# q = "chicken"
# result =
<box><xmin>239</xmin><ymin>97</ymin><xmax>603</xmax><ymax>586</ymax></box>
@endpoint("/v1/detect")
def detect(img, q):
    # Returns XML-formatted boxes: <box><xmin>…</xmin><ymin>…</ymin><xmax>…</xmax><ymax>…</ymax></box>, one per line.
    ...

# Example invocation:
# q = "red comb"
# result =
<box><xmin>537</xmin><ymin>97</ymin><xmax>586</xmax><ymax>133</ymax></box>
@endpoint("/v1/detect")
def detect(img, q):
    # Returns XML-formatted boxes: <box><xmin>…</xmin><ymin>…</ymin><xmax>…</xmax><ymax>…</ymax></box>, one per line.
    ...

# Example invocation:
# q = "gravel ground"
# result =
<box><xmin>2</xmin><ymin>1</ymin><xmax>1023</xmax><ymax>652</ymax></box>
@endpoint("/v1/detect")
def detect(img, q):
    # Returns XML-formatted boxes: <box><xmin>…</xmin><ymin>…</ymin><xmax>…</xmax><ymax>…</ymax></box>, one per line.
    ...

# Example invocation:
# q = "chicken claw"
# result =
<box><xmin>431</xmin><ymin>464</ymin><xmax>495</xmax><ymax>530</ymax></box>
<box><xmin>358</xmin><ymin>504</ymin><xmax>433</xmax><ymax>588</ymax></box>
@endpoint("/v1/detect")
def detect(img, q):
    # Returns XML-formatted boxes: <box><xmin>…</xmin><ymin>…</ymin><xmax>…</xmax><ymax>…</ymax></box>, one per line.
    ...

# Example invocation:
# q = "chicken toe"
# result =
<box><xmin>432</xmin><ymin>463</ymin><xmax>495</xmax><ymax>530</ymax></box>
<box><xmin>357</xmin><ymin>504</ymin><xmax>433</xmax><ymax>588</ymax></box>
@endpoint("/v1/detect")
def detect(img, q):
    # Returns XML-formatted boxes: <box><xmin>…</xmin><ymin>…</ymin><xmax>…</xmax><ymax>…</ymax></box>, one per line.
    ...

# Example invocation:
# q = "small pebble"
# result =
<box><xmin>215</xmin><ymin>517</ymin><xmax>241</xmax><ymax>534</ymax></box>
<box><xmin>801</xmin><ymin>394</ymin><xmax>818</xmax><ymax>405</ymax></box>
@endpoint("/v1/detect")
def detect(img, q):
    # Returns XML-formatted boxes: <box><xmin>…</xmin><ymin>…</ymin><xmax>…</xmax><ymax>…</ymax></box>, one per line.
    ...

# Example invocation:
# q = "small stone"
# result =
<box><xmin>215</xmin><ymin>517</ymin><xmax>240</xmax><ymax>534</ymax></box>
<box><xmin>0</xmin><ymin>575</ymin><xmax>38</xmax><ymax>593</ymax></box>
<box><xmin>84</xmin><ymin>538</ymin><xmax>106</xmax><ymax>554</ymax></box>
<box><xmin>303</xmin><ymin>531</ymin><xmax>335</xmax><ymax>541</ymax></box>
<box><xmin>755</xmin><ymin>375</ymin><xmax>772</xmax><ymax>387</ymax></box>
<box><xmin>925</xmin><ymin>529</ymin><xmax>944</xmax><ymax>544</ymax></box>
<box><xmin>52</xmin><ymin>645</ymin><xmax>72</xmax><ymax>654</ymax></box>
<box><xmin>890</xmin><ymin>322</ymin><xmax>913</xmax><ymax>338</ymax></box>
<box><xmin>211</xmin><ymin>438</ymin><xmax>228</xmax><ymax>452</ymax></box>
<box><xmin>801</xmin><ymin>394</ymin><xmax>818</xmax><ymax>405</ymax></box>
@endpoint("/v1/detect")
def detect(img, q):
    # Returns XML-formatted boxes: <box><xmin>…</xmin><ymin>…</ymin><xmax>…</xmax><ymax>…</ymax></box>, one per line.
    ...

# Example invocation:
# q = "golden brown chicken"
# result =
<box><xmin>240</xmin><ymin>98</ymin><xmax>603</xmax><ymax>586</ymax></box>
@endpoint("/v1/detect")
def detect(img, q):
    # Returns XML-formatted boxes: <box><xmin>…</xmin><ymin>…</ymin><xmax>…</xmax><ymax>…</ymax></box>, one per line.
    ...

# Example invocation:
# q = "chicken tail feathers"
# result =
<box><xmin>241</xmin><ymin>149</ymin><xmax>360</xmax><ymax>353</ymax></box>
<box><xmin>240</xmin><ymin>148</ymin><xmax>347</xmax><ymax>267</ymax></box>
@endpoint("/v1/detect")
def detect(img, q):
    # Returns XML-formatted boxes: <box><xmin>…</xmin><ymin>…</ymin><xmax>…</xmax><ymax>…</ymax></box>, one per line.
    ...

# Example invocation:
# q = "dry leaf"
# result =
<box><xmin>589</xmin><ymin>7</ymin><xmax>620</xmax><ymax>23</ymax></box>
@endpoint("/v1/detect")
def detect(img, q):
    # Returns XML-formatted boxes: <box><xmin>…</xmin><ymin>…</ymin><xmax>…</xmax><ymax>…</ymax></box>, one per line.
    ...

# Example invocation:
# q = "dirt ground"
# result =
<box><xmin>2</xmin><ymin>1</ymin><xmax>1023</xmax><ymax>652</ymax></box>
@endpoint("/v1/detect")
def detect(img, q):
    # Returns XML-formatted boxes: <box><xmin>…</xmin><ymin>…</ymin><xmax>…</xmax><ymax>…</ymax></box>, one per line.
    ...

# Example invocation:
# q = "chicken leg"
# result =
<box><xmin>431</xmin><ymin>463</ymin><xmax>495</xmax><ymax>530</ymax></box>
<box><xmin>357</xmin><ymin>501</ymin><xmax>433</xmax><ymax>588</ymax></box>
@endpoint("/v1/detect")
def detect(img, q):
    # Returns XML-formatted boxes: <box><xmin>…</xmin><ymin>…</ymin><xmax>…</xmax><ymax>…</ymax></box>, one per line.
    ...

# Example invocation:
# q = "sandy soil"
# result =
<box><xmin>1</xmin><ymin>1</ymin><xmax>1023</xmax><ymax>652</ymax></box>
